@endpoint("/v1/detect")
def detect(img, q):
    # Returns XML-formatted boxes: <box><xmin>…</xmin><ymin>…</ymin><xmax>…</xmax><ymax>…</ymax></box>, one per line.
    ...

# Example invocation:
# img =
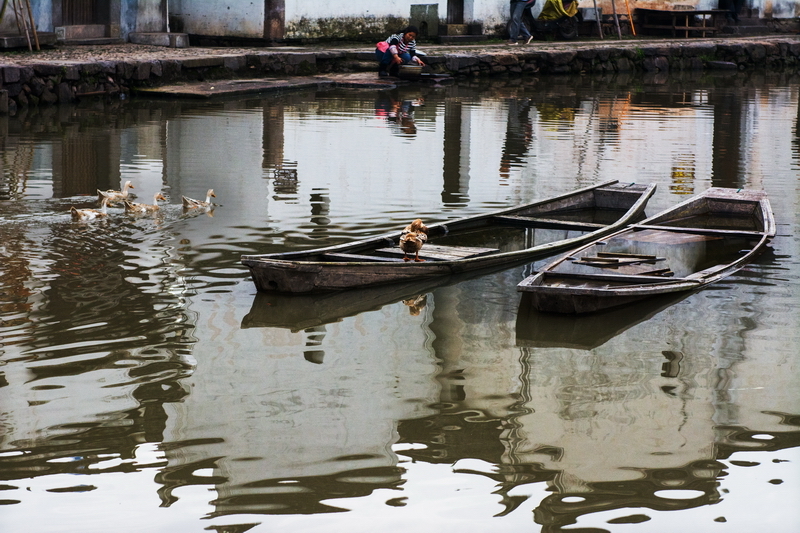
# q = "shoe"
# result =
<box><xmin>506</xmin><ymin>40</ymin><xmax>518</xmax><ymax>45</ymax></box>
<box><xmin>525</xmin><ymin>35</ymin><xmax>533</xmax><ymax>44</ymax></box>
<box><xmin>378</xmin><ymin>70</ymin><xmax>389</xmax><ymax>77</ymax></box>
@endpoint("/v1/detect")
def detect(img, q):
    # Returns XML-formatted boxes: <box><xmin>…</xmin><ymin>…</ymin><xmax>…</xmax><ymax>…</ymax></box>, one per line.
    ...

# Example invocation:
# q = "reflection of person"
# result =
<box><xmin>499</xmin><ymin>98</ymin><xmax>534</xmax><ymax>178</ymax></box>
<box><xmin>376</xmin><ymin>25</ymin><xmax>426</xmax><ymax>77</ymax></box>
<box><xmin>507</xmin><ymin>0</ymin><xmax>535</xmax><ymax>45</ymax></box>
<box><xmin>375</xmin><ymin>93</ymin><xmax>423</xmax><ymax>136</ymax></box>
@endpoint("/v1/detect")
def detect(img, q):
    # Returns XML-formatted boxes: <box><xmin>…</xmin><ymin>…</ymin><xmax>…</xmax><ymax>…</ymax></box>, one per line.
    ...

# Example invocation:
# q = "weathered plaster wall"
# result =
<box><xmin>169</xmin><ymin>0</ymin><xmax>264</xmax><ymax>37</ymax></box>
<box><xmin>172</xmin><ymin>0</ymin><xmax>799</xmax><ymax>42</ymax></box>
<box><xmin>284</xmin><ymin>0</ymin><xmax>439</xmax><ymax>39</ymax></box>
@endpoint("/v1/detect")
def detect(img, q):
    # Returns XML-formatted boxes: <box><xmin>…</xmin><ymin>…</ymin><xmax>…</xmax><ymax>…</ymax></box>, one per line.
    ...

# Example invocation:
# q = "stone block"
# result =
<box><xmin>287</xmin><ymin>53</ymin><xmax>316</xmax><ymax>66</ymax></box>
<box><xmin>223</xmin><ymin>55</ymin><xmax>247</xmax><ymax>70</ymax></box>
<box><xmin>58</xmin><ymin>82</ymin><xmax>75</xmax><ymax>103</ymax></box>
<box><xmin>134</xmin><ymin>62</ymin><xmax>151</xmax><ymax>80</ymax></box>
<box><xmin>444</xmin><ymin>54</ymin><xmax>479</xmax><ymax>71</ymax></box>
<box><xmin>129</xmin><ymin>32</ymin><xmax>189</xmax><ymax>48</ymax></box>
<box><xmin>181</xmin><ymin>57</ymin><xmax>224</xmax><ymax>69</ymax></box>
<box><xmin>548</xmin><ymin>51</ymin><xmax>577</xmax><ymax>66</ymax></box>
<box><xmin>2</xmin><ymin>66</ymin><xmax>21</xmax><ymax>83</ymax></box>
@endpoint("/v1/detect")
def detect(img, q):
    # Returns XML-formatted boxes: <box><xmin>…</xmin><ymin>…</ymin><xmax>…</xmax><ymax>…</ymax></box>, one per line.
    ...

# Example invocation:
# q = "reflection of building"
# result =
<box><xmin>159</xmin><ymin>301</ymin><xmax>441</xmax><ymax>515</ymax></box>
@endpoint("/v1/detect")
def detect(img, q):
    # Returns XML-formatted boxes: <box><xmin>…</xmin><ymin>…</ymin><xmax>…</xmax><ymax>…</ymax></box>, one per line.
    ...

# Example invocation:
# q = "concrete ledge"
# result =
<box><xmin>129</xmin><ymin>32</ymin><xmax>190</xmax><ymax>48</ymax></box>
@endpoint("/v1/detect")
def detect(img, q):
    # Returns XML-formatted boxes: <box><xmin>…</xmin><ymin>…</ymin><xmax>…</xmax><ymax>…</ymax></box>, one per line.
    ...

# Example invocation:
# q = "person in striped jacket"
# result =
<box><xmin>375</xmin><ymin>25</ymin><xmax>426</xmax><ymax>77</ymax></box>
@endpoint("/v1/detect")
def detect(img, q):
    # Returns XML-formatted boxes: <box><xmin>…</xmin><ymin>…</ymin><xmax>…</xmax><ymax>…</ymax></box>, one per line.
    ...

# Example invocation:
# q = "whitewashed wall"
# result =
<box><xmin>169</xmin><ymin>0</ymin><xmax>797</xmax><ymax>41</ymax></box>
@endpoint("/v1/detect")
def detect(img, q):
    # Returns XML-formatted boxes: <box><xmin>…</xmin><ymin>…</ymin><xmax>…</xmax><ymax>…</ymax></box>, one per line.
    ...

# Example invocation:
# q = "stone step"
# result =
<box><xmin>129</xmin><ymin>32</ymin><xmax>190</xmax><ymax>48</ymax></box>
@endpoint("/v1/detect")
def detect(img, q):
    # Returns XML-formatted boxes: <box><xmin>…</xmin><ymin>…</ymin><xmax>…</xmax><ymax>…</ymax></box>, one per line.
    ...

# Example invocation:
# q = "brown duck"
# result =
<box><xmin>399</xmin><ymin>218</ymin><xmax>428</xmax><ymax>262</ymax></box>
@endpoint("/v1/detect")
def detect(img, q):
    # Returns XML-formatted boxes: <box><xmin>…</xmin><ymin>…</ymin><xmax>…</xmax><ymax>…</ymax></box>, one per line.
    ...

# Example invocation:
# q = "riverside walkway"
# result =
<box><xmin>0</xmin><ymin>33</ymin><xmax>799</xmax><ymax>107</ymax></box>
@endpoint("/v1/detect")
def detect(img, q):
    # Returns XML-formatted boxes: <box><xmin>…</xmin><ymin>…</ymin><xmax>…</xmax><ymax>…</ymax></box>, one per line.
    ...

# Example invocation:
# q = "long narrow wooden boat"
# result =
<box><xmin>241</xmin><ymin>180</ymin><xmax>656</xmax><ymax>293</ymax></box>
<box><xmin>517</xmin><ymin>187</ymin><xmax>776</xmax><ymax>314</ymax></box>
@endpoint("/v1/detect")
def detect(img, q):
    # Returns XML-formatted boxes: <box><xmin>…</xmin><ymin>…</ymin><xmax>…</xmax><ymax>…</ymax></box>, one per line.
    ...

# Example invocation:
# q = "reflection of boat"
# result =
<box><xmin>242</xmin><ymin>180</ymin><xmax>656</xmax><ymax>293</ymax></box>
<box><xmin>517</xmin><ymin>188</ymin><xmax>775</xmax><ymax>314</ymax></box>
<box><xmin>515</xmin><ymin>291</ymin><xmax>690</xmax><ymax>350</ymax></box>
<box><xmin>241</xmin><ymin>276</ymin><xmax>451</xmax><ymax>331</ymax></box>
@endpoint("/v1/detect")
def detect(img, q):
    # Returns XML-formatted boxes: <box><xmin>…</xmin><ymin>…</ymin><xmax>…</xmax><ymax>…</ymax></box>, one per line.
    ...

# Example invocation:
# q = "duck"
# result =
<box><xmin>182</xmin><ymin>189</ymin><xmax>216</xmax><ymax>209</ymax></box>
<box><xmin>71</xmin><ymin>196</ymin><xmax>110</xmax><ymax>221</ymax></box>
<box><xmin>123</xmin><ymin>192</ymin><xmax>168</xmax><ymax>215</ymax></box>
<box><xmin>98</xmin><ymin>180</ymin><xmax>135</xmax><ymax>206</ymax></box>
<box><xmin>399</xmin><ymin>218</ymin><xmax>428</xmax><ymax>262</ymax></box>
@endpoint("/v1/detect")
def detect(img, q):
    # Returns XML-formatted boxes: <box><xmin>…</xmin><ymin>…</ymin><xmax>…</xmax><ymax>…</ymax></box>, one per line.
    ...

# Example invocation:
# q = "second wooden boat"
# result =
<box><xmin>241</xmin><ymin>180</ymin><xmax>656</xmax><ymax>293</ymax></box>
<box><xmin>517</xmin><ymin>187</ymin><xmax>776</xmax><ymax>314</ymax></box>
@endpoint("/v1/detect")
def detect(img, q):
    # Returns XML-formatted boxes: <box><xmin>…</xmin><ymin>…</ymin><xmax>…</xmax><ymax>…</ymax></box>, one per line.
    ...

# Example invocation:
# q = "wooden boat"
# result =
<box><xmin>517</xmin><ymin>187</ymin><xmax>776</xmax><ymax>314</ymax></box>
<box><xmin>241</xmin><ymin>180</ymin><xmax>656</xmax><ymax>294</ymax></box>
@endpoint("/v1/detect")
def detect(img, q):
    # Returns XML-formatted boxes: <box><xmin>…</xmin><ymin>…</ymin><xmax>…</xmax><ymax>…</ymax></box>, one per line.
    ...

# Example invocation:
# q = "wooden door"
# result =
<box><xmin>63</xmin><ymin>0</ymin><xmax>97</xmax><ymax>25</ymax></box>
<box><xmin>447</xmin><ymin>0</ymin><xmax>464</xmax><ymax>24</ymax></box>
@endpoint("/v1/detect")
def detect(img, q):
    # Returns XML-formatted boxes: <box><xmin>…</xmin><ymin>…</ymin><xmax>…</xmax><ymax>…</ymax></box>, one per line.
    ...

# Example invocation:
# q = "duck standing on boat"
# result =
<box><xmin>98</xmin><ymin>181</ymin><xmax>135</xmax><ymax>206</ymax></box>
<box><xmin>399</xmin><ymin>218</ymin><xmax>428</xmax><ymax>262</ymax></box>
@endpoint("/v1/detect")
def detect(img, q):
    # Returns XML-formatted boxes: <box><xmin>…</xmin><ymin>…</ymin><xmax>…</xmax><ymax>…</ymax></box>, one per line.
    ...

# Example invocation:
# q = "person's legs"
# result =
<box><xmin>387</xmin><ymin>52</ymin><xmax>412</xmax><ymax>76</ymax></box>
<box><xmin>377</xmin><ymin>48</ymin><xmax>392</xmax><ymax>74</ymax></box>
<box><xmin>508</xmin><ymin>1</ymin><xmax>527</xmax><ymax>42</ymax></box>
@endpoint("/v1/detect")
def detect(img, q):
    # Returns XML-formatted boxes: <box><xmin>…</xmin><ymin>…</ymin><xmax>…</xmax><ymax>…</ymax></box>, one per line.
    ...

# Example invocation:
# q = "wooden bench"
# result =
<box><xmin>374</xmin><ymin>244</ymin><xmax>500</xmax><ymax>261</ymax></box>
<box><xmin>636</xmin><ymin>8</ymin><xmax>727</xmax><ymax>38</ymax></box>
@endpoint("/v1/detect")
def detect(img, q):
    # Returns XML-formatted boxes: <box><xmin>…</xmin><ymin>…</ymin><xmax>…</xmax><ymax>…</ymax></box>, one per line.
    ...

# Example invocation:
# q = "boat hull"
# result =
<box><xmin>242</xmin><ymin>180</ymin><xmax>656</xmax><ymax>293</ymax></box>
<box><xmin>517</xmin><ymin>187</ymin><xmax>776</xmax><ymax>314</ymax></box>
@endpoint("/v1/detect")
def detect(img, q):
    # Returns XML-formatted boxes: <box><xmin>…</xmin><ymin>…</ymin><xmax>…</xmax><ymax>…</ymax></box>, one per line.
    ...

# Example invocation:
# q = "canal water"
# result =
<box><xmin>1</xmin><ymin>70</ymin><xmax>798</xmax><ymax>533</ymax></box>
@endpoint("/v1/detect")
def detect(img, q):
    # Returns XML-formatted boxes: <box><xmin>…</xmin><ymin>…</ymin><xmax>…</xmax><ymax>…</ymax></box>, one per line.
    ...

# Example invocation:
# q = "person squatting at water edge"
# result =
<box><xmin>376</xmin><ymin>25</ymin><xmax>426</xmax><ymax>77</ymax></box>
<box><xmin>507</xmin><ymin>0</ymin><xmax>535</xmax><ymax>44</ymax></box>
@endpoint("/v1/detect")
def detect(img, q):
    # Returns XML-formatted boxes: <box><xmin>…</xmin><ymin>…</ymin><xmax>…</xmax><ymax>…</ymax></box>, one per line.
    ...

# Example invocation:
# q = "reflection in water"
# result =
<box><xmin>1</xmin><ymin>74</ymin><xmax>799</xmax><ymax>531</ymax></box>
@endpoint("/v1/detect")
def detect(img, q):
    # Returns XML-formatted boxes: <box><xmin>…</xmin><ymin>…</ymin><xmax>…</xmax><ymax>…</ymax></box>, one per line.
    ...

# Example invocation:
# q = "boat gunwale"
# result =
<box><xmin>516</xmin><ymin>187</ymin><xmax>776</xmax><ymax>307</ymax></box>
<box><xmin>241</xmin><ymin>180</ymin><xmax>656</xmax><ymax>269</ymax></box>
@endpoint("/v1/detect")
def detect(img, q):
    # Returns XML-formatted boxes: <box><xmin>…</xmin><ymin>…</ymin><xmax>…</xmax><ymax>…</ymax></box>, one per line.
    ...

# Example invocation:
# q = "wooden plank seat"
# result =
<box><xmin>322</xmin><ymin>253</ymin><xmax>404</xmax><ymax>263</ymax></box>
<box><xmin>541</xmin><ymin>270</ymin><xmax>697</xmax><ymax>284</ymax></box>
<box><xmin>630</xmin><ymin>224</ymin><xmax>768</xmax><ymax>237</ymax></box>
<box><xmin>374</xmin><ymin>244</ymin><xmax>500</xmax><ymax>261</ymax></box>
<box><xmin>493</xmin><ymin>215</ymin><xmax>607</xmax><ymax>231</ymax></box>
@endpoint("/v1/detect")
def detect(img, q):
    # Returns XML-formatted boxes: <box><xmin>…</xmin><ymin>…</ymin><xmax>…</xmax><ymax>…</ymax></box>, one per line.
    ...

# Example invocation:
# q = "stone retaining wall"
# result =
<box><xmin>1</xmin><ymin>39</ymin><xmax>799</xmax><ymax>114</ymax></box>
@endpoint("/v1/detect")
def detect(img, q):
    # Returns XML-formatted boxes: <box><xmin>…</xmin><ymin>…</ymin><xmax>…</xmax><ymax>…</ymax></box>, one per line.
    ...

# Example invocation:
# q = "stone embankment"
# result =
<box><xmin>0</xmin><ymin>35</ymin><xmax>799</xmax><ymax>113</ymax></box>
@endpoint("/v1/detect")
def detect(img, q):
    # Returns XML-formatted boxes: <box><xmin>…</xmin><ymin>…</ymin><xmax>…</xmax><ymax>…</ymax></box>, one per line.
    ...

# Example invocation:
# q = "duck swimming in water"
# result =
<box><xmin>124</xmin><ymin>192</ymin><xmax>168</xmax><ymax>215</ymax></box>
<box><xmin>71</xmin><ymin>197</ymin><xmax>110</xmax><ymax>221</ymax></box>
<box><xmin>182</xmin><ymin>189</ymin><xmax>216</xmax><ymax>209</ymax></box>
<box><xmin>98</xmin><ymin>180</ymin><xmax>135</xmax><ymax>206</ymax></box>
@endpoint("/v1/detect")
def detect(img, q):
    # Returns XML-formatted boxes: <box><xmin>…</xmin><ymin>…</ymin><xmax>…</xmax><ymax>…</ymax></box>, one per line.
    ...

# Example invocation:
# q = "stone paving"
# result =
<box><xmin>0</xmin><ymin>33</ymin><xmax>797</xmax><ymax>66</ymax></box>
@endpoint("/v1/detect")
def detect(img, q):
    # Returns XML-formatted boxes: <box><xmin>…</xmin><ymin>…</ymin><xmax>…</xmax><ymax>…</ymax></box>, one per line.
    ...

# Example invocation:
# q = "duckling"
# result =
<box><xmin>399</xmin><ymin>218</ymin><xmax>428</xmax><ymax>262</ymax></box>
<box><xmin>71</xmin><ymin>197</ymin><xmax>110</xmax><ymax>221</ymax></box>
<box><xmin>123</xmin><ymin>192</ymin><xmax>168</xmax><ymax>215</ymax></box>
<box><xmin>182</xmin><ymin>189</ymin><xmax>216</xmax><ymax>209</ymax></box>
<box><xmin>98</xmin><ymin>180</ymin><xmax>135</xmax><ymax>206</ymax></box>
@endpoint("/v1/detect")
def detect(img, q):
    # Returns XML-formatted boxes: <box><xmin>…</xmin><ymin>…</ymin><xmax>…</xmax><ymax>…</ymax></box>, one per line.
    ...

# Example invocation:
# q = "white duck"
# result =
<box><xmin>98</xmin><ymin>180</ymin><xmax>135</xmax><ymax>206</ymax></box>
<box><xmin>71</xmin><ymin>197</ymin><xmax>110</xmax><ymax>221</ymax></box>
<box><xmin>124</xmin><ymin>192</ymin><xmax>168</xmax><ymax>215</ymax></box>
<box><xmin>182</xmin><ymin>189</ymin><xmax>216</xmax><ymax>209</ymax></box>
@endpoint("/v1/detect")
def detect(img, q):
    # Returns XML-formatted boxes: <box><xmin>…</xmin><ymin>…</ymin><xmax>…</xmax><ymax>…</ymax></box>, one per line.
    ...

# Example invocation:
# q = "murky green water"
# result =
<box><xmin>1</xmin><ymin>71</ymin><xmax>799</xmax><ymax>533</ymax></box>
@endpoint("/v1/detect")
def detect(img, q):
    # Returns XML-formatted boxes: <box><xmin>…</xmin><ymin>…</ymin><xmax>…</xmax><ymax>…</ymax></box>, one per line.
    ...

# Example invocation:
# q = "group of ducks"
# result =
<box><xmin>69</xmin><ymin>180</ymin><xmax>217</xmax><ymax>221</ymax></box>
